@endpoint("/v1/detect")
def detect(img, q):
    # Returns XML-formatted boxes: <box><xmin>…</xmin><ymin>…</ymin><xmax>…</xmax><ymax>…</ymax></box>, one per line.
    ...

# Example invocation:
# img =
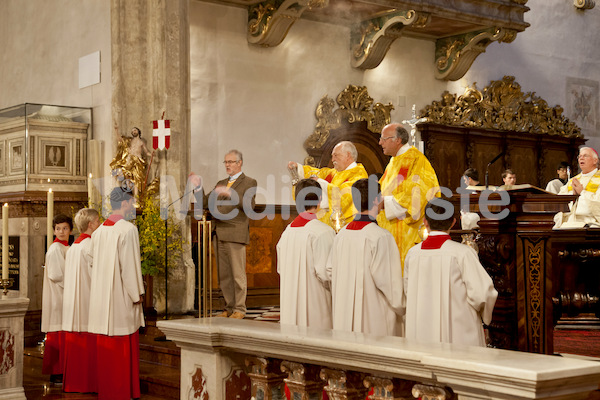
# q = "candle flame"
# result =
<box><xmin>89</xmin><ymin>173</ymin><xmax>92</xmax><ymax>178</ymax></box>
<box><xmin>47</xmin><ymin>178</ymin><xmax>51</xmax><ymax>183</ymax></box>
<box><xmin>3</xmin><ymin>203</ymin><xmax>7</xmax><ymax>207</ymax></box>
<box><xmin>49</xmin><ymin>188</ymin><xmax>53</xmax><ymax>193</ymax></box>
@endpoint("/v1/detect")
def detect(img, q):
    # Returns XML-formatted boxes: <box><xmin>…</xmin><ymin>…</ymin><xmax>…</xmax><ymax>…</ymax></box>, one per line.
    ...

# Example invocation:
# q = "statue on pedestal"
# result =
<box><xmin>110</xmin><ymin>124</ymin><xmax>159</xmax><ymax>201</ymax></box>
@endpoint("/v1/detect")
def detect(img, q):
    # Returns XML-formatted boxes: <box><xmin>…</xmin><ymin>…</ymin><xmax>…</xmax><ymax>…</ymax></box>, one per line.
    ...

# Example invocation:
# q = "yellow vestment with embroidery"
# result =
<box><xmin>377</xmin><ymin>147</ymin><xmax>440</xmax><ymax>268</ymax></box>
<box><xmin>302</xmin><ymin>163</ymin><xmax>368</xmax><ymax>228</ymax></box>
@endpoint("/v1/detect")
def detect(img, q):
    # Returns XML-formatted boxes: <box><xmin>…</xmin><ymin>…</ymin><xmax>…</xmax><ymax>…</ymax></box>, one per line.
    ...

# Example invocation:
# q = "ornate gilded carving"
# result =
<box><xmin>245</xmin><ymin>356</ymin><xmax>287</xmax><ymax>399</ymax></box>
<box><xmin>304</xmin><ymin>85</ymin><xmax>393</xmax><ymax>165</ymax></box>
<box><xmin>363</xmin><ymin>376</ymin><xmax>414</xmax><ymax>399</ymax></box>
<box><xmin>421</xmin><ymin>76</ymin><xmax>583</xmax><ymax>138</ymax></box>
<box><xmin>412</xmin><ymin>383</ymin><xmax>453</xmax><ymax>400</ymax></box>
<box><xmin>247</xmin><ymin>0</ymin><xmax>328</xmax><ymax>47</ymax></box>
<box><xmin>321</xmin><ymin>368</ymin><xmax>369</xmax><ymax>399</ymax></box>
<box><xmin>524</xmin><ymin>238</ymin><xmax>544</xmax><ymax>352</ymax></box>
<box><xmin>350</xmin><ymin>10</ymin><xmax>431</xmax><ymax>69</ymax></box>
<box><xmin>281</xmin><ymin>361</ymin><xmax>324</xmax><ymax>399</ymax></box>
<box><xmin>435</xmin><ymin>28</ymin><xmax>517</xmax><ymax>81</ymax></box>
<box><xmin>574</xmin><ymin>0</ymin><xmax>595</xmax><ymax>10</ymax></box>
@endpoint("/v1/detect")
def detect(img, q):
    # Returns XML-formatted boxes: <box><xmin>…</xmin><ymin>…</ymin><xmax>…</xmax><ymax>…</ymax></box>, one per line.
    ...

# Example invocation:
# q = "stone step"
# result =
<box><xmin>140</xmin><ymin>360</ymin><xmax>180</xmax><ymax>400</ymax></box>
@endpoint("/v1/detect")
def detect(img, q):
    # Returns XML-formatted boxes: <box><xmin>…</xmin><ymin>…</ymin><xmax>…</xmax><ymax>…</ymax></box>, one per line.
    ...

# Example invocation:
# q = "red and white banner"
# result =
<box><xmin>152</xmin><ymin>119</ymin><xmax>171</xmax><ymax>150</ymax></box>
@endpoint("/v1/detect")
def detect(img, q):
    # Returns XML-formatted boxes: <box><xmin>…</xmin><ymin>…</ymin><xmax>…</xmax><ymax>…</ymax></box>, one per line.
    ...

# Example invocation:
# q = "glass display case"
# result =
<box><xmin>0</xmin><ymin>103</ymin><xmax>91</xmax><ymax>193</ymax></box>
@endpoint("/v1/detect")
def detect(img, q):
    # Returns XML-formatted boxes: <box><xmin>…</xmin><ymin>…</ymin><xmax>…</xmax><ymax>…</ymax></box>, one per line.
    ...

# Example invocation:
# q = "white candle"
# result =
<box><xmin>2</xmin><ymin>203</ymin><xmax>7</xmax><ymax>280</ymax></box>
<box><xmin>47</xmin><ymin>189</ymin><xmax>54</xmax><ymax>249</ymax></box>
<box><xmin>88</xmin><ymin>173</ymin><xmax>93</xmax><ymax>208</ymax></box>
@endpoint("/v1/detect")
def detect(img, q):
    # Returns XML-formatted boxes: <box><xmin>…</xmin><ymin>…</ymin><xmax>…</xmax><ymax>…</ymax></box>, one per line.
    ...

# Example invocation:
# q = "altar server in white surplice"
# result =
<box><xmin>62</xmin><ymin>208</ymin><xmax>100</xmax><ymax>393</ymax></box>
<box><xmin>404</xmin><ymin>197</ymin><xmax>497</xmax><ymax>347</ymax></box>
<box><xmin>277</xmin><ymin>179</ymin><xmax>335</xmax><ymax>329</ymax></box>
<box><xmin>326</xmin><ymin>178</ymin><xmax>405</xmax><ymax>336</ymax></box>
<box><xmin>88</xmin><ymin>187</ymin><xmax>145</xmax><ymax>400</ymax></box>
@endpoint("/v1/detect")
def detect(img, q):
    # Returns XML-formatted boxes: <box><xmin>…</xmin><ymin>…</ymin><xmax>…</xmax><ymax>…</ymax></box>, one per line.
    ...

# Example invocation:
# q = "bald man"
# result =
<box><xmin>288</xmin><ymin>141</ymin><xmax>368</xmax><ymax>229</ymax></box>
<box><xmin>377</xmin><ymin>123</ymin><xmax>440</xmax><ymax>268</ymax></box>
<box><xmin>555</xmin><ymin>147</ymin><xmax>600</xmax><ymax>228</ymax></box>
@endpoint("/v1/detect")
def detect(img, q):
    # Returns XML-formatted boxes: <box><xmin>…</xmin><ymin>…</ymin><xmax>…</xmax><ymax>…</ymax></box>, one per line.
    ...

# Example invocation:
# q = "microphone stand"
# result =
<box><xmin>485</xmin><ymin>151</ymin><xmax>505</xmax><ymax>189</ymax></box>
<box><xmin>163</xmin><ymin>184</ymin><xmax>202</xmax><ymax>320</ymax></box>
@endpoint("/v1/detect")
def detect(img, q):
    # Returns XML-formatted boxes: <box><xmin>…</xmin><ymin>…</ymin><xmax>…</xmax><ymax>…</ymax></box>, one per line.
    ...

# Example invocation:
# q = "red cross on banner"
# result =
<box><xmin>152</xmin><ymin>119</ymin><xmax>171</xmax><ymax>150</ymax></box>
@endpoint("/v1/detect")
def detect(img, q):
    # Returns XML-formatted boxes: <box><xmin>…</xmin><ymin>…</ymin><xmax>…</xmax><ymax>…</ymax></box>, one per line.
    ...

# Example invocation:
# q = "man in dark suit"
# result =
<box><xmin>204</xmin><ymin>150</ymin><xmax>257</xmax><ymax>319</ymax></box>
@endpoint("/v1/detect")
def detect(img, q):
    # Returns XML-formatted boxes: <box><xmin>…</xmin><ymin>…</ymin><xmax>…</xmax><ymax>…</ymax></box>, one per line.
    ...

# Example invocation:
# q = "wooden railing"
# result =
<box><xmin>157</xmin><ymin>318</ymin><xmax>600</xmax><ymax>400</ymax></box>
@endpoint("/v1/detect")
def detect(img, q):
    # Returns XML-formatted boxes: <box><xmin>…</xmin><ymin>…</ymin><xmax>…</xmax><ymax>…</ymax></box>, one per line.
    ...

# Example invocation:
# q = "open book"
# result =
<box><xmin>466</xmin><ymin>184</ymin><xmax>554</xmax><ymax>194</ymax></box>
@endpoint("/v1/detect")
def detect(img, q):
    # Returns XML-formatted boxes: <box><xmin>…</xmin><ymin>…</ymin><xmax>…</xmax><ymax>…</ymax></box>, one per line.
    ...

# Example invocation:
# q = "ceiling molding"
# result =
<box><xmin>197</xmin><ymin>0</ymin><xmax>530</xmax><ymax>79</ymax></box>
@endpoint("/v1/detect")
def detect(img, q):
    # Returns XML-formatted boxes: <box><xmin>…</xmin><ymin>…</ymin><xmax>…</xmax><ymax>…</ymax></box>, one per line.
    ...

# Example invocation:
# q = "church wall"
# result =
<box><xmin>0</xmin><ymin>0</ymin><xmax>113</xmax><ymax>169</ymax></box>
<box><xmin>190</xmin><ymin>0</ymin><xmax>600</xmax><ymax>202</ymax></box>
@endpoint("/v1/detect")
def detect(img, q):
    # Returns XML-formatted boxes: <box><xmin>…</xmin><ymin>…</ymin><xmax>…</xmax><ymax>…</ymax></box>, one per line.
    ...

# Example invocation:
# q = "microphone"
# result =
<box><xmin>485</xmin><ymin>151</ymin><xmax>505</xmax><ymax>189</ymax></box>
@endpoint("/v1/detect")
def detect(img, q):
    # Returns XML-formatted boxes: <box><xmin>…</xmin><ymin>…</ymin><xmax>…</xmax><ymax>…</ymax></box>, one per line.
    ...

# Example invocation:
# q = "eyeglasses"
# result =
<box><xmin>223</xmin><ymin>160</ymin><xmax>239</xmax><ymax>165</ymax></box>
<box><xmin>379</xmin><ymin>136</ymin><xmax>396</xmax><ymax>142</ymax></box>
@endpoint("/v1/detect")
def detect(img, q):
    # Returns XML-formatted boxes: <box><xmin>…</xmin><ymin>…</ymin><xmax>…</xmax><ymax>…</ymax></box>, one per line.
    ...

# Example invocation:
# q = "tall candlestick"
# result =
<box><xmin>47</xmin><ymin>189</ymin><xmax>54</xmax><ymax>249</ymax></box>
<box><xmin>2</xmin><ymin>203</ymin><xmax>7</xmax><ymax>280</ymax></box>
<box><xmin>88</xmin><ymin>173</ymin><xmax>93</xmax><ymax>208</ymax></box>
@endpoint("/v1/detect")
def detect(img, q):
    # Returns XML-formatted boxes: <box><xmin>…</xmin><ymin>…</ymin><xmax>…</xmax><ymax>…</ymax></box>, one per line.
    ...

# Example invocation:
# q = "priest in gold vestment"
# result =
<box><xmin>377</xmin><ymin>123</ymin><xmax>440</xmax><ymax>268</ymax></box>
<box><xmin>288</xmin><ymin>141</ymin><xmax>368</xmax><ymax>229</ymax></box>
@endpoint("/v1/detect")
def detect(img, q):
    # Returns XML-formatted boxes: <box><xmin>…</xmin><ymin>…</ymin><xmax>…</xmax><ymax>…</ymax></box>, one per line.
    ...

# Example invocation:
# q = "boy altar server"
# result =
<box><xmin>62</xmin><ymin>208</ymin><xmax>100</xmax><ymax>393</ymax></box>
<box><xmin>404</xmin><ymin>197</ymin><xmax>497</xmax><ymax>346</ymax></box>
<box><xmin>327</xmin><ymin>178</ymin><xmax>404</xmax><ymax>336</ymax></box>
<box><xmin>41</xmin><ymin>214</ymin><xmax>73</xmax><ymax>384</ymax></box>
<box><xmin>88</xmin><ymin>187</ymin><xmax>145</xmax><ymax>400</ymax></box>
<box><xmin>277</xmin><ymin>179</ymin><xmax>336</xmax><ymax>329</ymax></box>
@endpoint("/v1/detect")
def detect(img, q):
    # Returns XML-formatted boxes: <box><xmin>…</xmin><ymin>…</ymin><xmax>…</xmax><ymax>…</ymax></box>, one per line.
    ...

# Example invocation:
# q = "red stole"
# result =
<box><xmin>74</xmin><ymin>233</ymin><xmax>91</xmax><ymax>243</ymax></box>
<box><xmin>103</xmin><ymin>214</ymin><xmax>124</xmax><ymax>226</ymax></box>
<box><xmin>290</xmin><ymin>212</ymin><xmax>317</xmax><ymax>227</ymax></box>
<box><xmin>421</xmin><ymin>233</ymin><xmax>451</xmax><ymax>249</ymax></box>
<box><xmin>53</xmin><ymin>238</ymin><xmax>69</xmax><ymax>246</ymax></box>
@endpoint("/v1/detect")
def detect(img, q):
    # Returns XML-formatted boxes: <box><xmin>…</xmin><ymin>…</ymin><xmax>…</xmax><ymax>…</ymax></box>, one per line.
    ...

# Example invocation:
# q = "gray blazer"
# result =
<box><xmin>203</xmin><ymin>173</ymin><xmax>257</xmax><ymax>244</ymax></box>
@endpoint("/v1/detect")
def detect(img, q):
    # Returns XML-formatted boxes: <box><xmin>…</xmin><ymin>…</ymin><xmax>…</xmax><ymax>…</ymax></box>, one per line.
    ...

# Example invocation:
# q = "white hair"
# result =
<box><xmin>336</xmin><ymin>141</ymin><xmax>358</xmax><ymax>161</ymax></box>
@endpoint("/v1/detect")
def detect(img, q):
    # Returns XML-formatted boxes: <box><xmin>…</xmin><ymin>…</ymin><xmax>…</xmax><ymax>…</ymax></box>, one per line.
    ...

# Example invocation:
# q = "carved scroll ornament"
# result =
<box><xmin>247</xmin><ymin>0</ymin><xmax>328</xmax><ymax>47</ymax></box>
<box><xmin>435</xmin><ymin>28</ymin><xmax>517</xmax><ymax>81</ymax></box>
<box><xmin>304</xmin><ymin>85</ymin><xmax>393</xmax><ymax>166</ymax></box>
<box><xmin>420</xmin><ymin>76</ymin><xmax>583</xmax><ymax>138</ymax></box>
<box><xmin>351</xmin><ymin>10</ymin><xmax>431</xmax><ymax>69</ymax></box>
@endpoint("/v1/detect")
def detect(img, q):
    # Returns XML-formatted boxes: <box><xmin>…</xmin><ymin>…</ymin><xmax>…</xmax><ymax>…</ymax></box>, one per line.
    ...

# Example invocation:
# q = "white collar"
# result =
<box><xmin>229</xmin><ymin>171</ymin><xmax>242</xmax><ymax>181</ymax></box>
<box><xmin>396</xmin><ymin>143</ymin><xmax>411</xmax><ymax>157</ymax></box>
<box><xmin>581</xmin><ymin>168</ymin><xmax>598</xmax><ymax>178</ymax></box>
<box><xmin>344</xmin><ymin>162</ymin><xmax>357</xmax><ymax>171</ymax></box>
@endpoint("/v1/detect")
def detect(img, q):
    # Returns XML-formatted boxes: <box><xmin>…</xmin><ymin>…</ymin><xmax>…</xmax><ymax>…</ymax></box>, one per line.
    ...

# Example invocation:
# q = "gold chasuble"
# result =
<box><xmin>377</xmin><ymin>147</ymin><xmax>440</xmax><ymax>268</ymax></box>
<box><xmin>303</xmin><ymin>164</ymin><xmax>368</xmax><ymax>228</ymax></box>
<box><xmin>567</xmin><ymin>172</ymin><xmax>600</xmax><ymax>193</ymax></box>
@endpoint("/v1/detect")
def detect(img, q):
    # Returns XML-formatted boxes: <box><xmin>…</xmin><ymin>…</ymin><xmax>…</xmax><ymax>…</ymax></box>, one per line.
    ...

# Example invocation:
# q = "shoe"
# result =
<box><xmin>50</xmin><ymin>374</ymin><xmax>63</xmax><ymax>385</ymax></box>
<box><xmin>214</xmin><ymin>310</ymin><xmax>230</xmax><ymax>318</ymax></box>
<box><xmin>229</xmin><ymin>311</ymin><xmax>245</xmax><ymax>319</ymax></box>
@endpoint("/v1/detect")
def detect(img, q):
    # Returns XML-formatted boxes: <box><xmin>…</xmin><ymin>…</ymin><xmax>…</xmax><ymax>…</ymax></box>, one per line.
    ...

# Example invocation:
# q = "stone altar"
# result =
<box><xmin>0</xmin><ymin>294</ymin><xmax>29</xmax><ymax>400</ymax></box>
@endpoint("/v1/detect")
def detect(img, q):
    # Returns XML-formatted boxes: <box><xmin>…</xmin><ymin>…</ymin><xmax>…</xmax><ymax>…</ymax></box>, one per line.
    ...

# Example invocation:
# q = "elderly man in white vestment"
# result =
<box><xmin>88</xmin><ymin>187</ymin><xmax>145</xmax><ymax>400</ymax></box>
<box><xmin>62</xmin><ymin>208</ymin><xmax>100</xmax><ymax>393</ymax></box>
<box><xmin>326</xmin><ymin>178</ymin><xmax>404</xmax><ymax>336</ymax></box>
<box><xmin>404</xmin><ymin>197</ymin><xmax>497</xmax><ymax>346</ymax></box>
<box><xmin>277</xmin><ymin>179</ymin><xmax>336</xmax><ymax>329</ymax></box>
<box><xmin>554</xmin><ymin>147</ymin><xmax>600</xmax><ymax>228</ymax></box>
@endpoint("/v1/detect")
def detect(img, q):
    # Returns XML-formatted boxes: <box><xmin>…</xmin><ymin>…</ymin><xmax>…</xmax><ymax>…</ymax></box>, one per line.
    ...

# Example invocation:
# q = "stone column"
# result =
<box><xmin>0</xmin><ymin>295</ymin><xmax>29</xmax><ymax>400</ymax></box>
<box><xmin>110</xmin><ymin>0</ymin><xmax>192</xmax><ymax>313</ymax></box>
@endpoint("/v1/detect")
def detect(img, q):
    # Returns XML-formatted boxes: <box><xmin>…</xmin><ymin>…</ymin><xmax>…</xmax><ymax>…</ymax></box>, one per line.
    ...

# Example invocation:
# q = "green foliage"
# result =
<box><xmin>136</xmin><ymin>196</ymin><xmax>185</xmax><ymax>276</ymax></box>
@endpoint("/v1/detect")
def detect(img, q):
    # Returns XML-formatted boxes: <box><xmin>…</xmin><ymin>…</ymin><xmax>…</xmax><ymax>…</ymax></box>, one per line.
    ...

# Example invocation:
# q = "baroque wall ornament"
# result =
<box><xmin>421</xmin><ymin>76</ymin><xmax>583</xmax><ymax>138</ymax></box>
<box><xmin>350</xmin><ymin>10</ymin><xmax>431</xmax><ymax>69</ymax></box>
<box><xmin>247</xmin><ymin>0</ymin><xmax>328</xmax><ymax>47</ymax></box>
<box><xmin>435</xmin><ymin>27</ymin><xmax>517</xmax><ymax>81</ymax></box>
<box><xmin>304</xmin><ymin>85</ymin><xmax>393</xmax><ymax>166</ymax></box>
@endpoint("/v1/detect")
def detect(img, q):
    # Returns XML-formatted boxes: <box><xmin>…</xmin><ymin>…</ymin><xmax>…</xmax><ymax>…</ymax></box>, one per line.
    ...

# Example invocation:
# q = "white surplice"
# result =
<box><xmin>277</xmin><ymin>216</ymin><xmax>335</xmax><ymax>329</ymax></box>
<box><xmin>326</xmin><ymin>221</ymin><xmax>404</xmax><ymax>336</ymax></box>
<box><xmin>404</xmin><ymin>232</ymin><xmax>497</xmax><ymax>346</ymax></box>
<box><xmin>62</xmin><ymin>237</ymin><xmax>93</xmax><ymax>332</ymax></box>
<box><xmin>41</xmin><ymin>241</ymin><xmax>69</xmax><ymax>333</ymax></box>
<box><xmin>88</xmin><ymin>219</ymin><xmax>145</xmax><ymax>336</ymax></box>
